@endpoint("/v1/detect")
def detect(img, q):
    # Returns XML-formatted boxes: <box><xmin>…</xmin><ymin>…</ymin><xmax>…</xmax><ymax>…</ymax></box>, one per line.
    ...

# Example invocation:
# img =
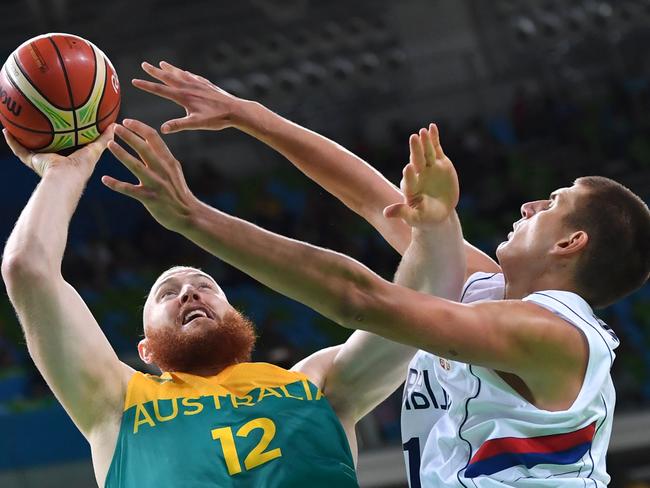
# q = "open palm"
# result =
<box><xmin>133</xmin><ymin>61</ymin><xmax>238</xmax><ymax>134</ymax></box>
<box><xmin>384</xmin><ymin>124</ymin><xmax>459</xmax><ymax>227</ymax></box>
<box><xmin>3</xmin><ymin>127</ymin><xmax>114</xmax><ymax>178</ymax></box>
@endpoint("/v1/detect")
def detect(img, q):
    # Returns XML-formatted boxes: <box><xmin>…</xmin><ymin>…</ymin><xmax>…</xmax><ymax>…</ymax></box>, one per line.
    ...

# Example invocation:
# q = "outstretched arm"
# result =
<box><xmin>291</xmin><ymin>126</ymin><xmax>466</xmax><ymax>458</ymax></box>
<box><xmin>317</xmin><ymin>125</ymin><xmax>466</xmax><ymax>414</ymax></box>
<box><xmin>105</xmin><ymin>120</ymin><xmax>586</xmax><ymax>411</ymax></box>
<box><xmin>1</xmin><ymin>128</ymin><xmax>130</xmax><ymax>438</ymax></box>
<box><xmin>132</xmin><ymin>61</ymin><xmax>499</xmax><ymax>276</ymax></box>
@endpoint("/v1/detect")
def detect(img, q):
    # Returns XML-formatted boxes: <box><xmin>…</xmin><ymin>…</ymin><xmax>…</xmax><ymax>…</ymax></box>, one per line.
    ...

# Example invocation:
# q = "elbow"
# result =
<box><xmin>2</xmin><ymin>250</ymin><xmax>55</xmax><ymax>291</ymax></box>
<box><xmin>334</xmin><ymin>270</ymin><xmax>386</xmax><ymax>331</ymax></box>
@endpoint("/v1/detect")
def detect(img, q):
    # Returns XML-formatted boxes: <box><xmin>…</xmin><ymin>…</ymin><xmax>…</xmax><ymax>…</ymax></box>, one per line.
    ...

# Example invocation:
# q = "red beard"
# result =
<box><xmin>145</xmin><ymin>310</ymin><xmax>256</xmax><ymax>375</ymax></box>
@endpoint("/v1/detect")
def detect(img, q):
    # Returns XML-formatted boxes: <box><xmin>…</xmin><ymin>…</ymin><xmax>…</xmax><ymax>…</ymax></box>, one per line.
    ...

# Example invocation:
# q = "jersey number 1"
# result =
<box><xmin>211</xmin><ymin>417</ymin><xmax>283</xmax><ymax>475</ymax></box>
<box><xmin>403</xmin><ymin>437</ymin><xmax>421</xmax><ymax>488</ymax></box>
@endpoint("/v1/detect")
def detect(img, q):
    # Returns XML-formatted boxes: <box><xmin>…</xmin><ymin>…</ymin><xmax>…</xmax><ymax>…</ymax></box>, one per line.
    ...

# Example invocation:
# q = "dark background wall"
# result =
<box><xmin>0</xmin><ymin>1</ymin><xmax>648</xmax><ymax>486</ymax></box>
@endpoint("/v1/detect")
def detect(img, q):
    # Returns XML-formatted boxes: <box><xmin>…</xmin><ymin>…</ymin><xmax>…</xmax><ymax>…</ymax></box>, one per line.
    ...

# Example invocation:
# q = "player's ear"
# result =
<box><xmin>551</xmin><ymin>230</ymin><xmax>588</xmax><ymax>256</ymax></box>
<box><xmin>138</xmin><ymin>338</ymin><xmax>154</xmax><ymax>364</ymax></box>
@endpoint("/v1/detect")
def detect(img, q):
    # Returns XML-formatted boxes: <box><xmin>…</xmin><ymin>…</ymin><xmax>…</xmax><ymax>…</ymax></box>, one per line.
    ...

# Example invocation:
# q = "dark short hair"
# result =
<box><xmin>566</xmin><ymin>176</ymin><xmax>650</xmax><ymax>308</ymax></box>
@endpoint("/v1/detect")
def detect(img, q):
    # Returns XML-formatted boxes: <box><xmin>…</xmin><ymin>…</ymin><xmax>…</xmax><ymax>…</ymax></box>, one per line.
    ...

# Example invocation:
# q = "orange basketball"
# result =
<box><xmin>0</xmin><ymin>33</ymin><xmax>120</xmax><ymax>152</ymax></box>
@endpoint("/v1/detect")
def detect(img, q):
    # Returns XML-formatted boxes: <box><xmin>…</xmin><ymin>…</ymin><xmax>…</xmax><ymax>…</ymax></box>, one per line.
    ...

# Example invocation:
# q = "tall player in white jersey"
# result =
<box><xmin>403</xmin><ymin>270</ymin><xmax>620</xmax><ymax>486</ymax></box>
<box><xmin>120</xmin><ymin>63</ymin><xmax>650</xmax><ymax>486</ymax></box>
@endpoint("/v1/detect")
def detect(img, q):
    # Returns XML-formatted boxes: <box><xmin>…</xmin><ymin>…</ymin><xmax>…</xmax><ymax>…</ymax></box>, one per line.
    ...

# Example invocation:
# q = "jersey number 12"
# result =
<box><xmin>212</xmin><ymin>417</ymin><xmax>283</xmax><ymax>475</ymax></box>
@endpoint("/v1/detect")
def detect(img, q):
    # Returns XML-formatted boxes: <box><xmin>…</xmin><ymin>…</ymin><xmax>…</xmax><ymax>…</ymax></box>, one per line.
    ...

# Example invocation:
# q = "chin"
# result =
<box><xmin>495</xmin><ymin>240</ymin><xmax>508</xmax><ymax>258</ymax></box>
<box><xmin>496</xmin><ymin>241</ymin><xmax>520</xmax><ymax>269</ymax></box>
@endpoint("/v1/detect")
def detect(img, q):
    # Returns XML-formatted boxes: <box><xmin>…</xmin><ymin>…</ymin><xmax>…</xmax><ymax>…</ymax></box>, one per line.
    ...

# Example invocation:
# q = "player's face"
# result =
<box><xmin>140</xmin><ymin>268</ymin><xmax>256</xmax><ymax>374</ymax></box>
<box><xmin>144</xmin><ymin>268</ymin><xmax>231</xmax><ymax>334</ymax></box>
<box><xmin>496</xmin><ymin>184</ymin><xmax>584</xmax><ymax>264</ymax></box>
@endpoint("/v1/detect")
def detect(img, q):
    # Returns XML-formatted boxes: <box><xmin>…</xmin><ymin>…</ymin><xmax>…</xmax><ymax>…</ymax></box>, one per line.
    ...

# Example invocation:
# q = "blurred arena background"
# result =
<box><xmin>0</xmin><ymin>0</ymin><xmax>648</xmax><ymax>486</ymax></box>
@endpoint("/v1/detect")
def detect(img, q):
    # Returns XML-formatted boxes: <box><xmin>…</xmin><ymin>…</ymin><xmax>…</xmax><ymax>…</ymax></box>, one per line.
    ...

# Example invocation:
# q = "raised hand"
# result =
<box><xmin>103</xmin><ymin>119</ymin><xmax>199</xmax><ymax>231</ymax></box>
<box><xmin>132</xmin><ymin>61</ymin><xmax>244</xmax><ymax>134</ymax></box>
<box><xmin>3</xmin><ymin>127</ymin><xmax>114</xmax><ymax>179</ymax></box>
<box><xmin>383</xmin><ymin>124</ymin><xmax>459</xmax><ymax>228</ymax></box>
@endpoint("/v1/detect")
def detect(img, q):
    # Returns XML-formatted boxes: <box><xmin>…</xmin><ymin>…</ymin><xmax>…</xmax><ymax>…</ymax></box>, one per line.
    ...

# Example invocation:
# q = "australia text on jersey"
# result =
<box><xmin>132</xmin><ymin>379</ymin><xmax>323</xmax><ymax>434</ymax></box>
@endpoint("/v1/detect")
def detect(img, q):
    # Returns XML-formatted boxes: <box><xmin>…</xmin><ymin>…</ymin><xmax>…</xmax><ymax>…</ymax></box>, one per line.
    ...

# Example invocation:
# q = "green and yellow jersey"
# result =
<box><xmin>105</xmin><ymin>362</ymin><xmax>358</xmax><ymax>487</ymax></box>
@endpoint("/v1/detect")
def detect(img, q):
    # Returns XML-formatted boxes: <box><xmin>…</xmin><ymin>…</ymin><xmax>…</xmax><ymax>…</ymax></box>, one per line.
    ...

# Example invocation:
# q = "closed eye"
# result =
<box><xmin>546</xmin><ymin>194</ymin><xmax>558</xmax><ymax>209</ymax></box>
<box><xmin>159</xmin><ymin>289</ymin><xmax>177</xmax><ymax>299</ymax></box>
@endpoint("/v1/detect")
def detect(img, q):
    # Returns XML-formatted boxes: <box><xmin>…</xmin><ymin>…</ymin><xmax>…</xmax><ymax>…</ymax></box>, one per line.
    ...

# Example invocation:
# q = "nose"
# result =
<box><xmin>180</xmin><ymin>285</ymin><xmax>200</xmax><ymax>304</ymax></box>
<box><xmin>520</xmin><ymin>200</ymin><xmax>547</xmax><ymax>219</ymax></box>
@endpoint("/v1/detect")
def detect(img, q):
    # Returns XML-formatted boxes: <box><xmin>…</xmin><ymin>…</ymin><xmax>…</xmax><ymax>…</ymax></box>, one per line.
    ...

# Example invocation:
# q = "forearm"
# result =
<box><xmin>3</xmin><ymin>167</ymin><xmax>87</xmax><ymax>274</ymax></box>
<box><xmin>181</xmin><ymin>200</ymin><xmax>372</xmax><ymax>323</ymax></box>
<box><xmin>1</xmin><ymin>167</ymin><xmax>128</xmax><ymax>436</ymax></box>
<box><xmin>395</xmin><ymin>214</ymin><xmax>466</xmax><ymax>301</ymax></box>
<box><xmin>233</xmin><ymin>101</ymin><xmax>410</xmax><ymax>253</ymax></box>
<box><xmin>183</xmin><ymin>204</ymin><xmax>503</xmax><ymax>367</ymax></box>
<box><xmin>178</xmin><ymin>199</ymin><xmax>414</xmax><ymax>421</ymax></box>
<box><xmin>233</xmin><ymin>102</ymin><xmax>500</xmax><ymax>275</ymax></box>
<box><xmin>323</xmin><ymin>216</ymin><xmax>465</xmax><ymax>420</ymax></box>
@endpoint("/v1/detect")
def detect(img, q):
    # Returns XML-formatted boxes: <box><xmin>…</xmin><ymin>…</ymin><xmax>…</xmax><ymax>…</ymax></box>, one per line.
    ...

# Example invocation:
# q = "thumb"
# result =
<box><xmin>101</xmin><ymin>175</ymin><xmax>143</xmax><ymax>201</ymax></box>
<box><xmin>383</xmin><ymin>203</ymin><xmax>414</xmax><ymax>223</ymax></box>
<box><xmin>70</xmin><ymin>124</ymin><xmax>116</xmax><ymax>164</ymax></box>
<box><xmin>161</xmin><ymin>115</ymin><xmax>202</xmax><ymax>134</ymax></box>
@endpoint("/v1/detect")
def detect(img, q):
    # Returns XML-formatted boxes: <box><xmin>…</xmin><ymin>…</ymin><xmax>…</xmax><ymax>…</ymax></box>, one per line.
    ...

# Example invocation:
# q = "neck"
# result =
<box><xmin>167</xmin><ymin>362</ymin><xmax>238</xmax><ymax>377</ymax></box>
<box><xmin>503</xmin><ymin>269</ymin><xmax>579</xmax><ymax>300</ymax></box>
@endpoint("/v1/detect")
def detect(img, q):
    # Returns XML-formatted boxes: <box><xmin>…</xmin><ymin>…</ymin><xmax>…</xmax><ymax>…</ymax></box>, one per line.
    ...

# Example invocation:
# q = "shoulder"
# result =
<box><xmin>461</xmin><ymin>271</ymin><xmax>505</xmax><ymax>303</ymax></box>
<box><xmin>476</xmin><ymin>299</ymin><xmax>589</xmax><ymax>378</ymax></box>
<box><xmin>523</xmin><ymin>290</ymin><xmax>619</xmax><ymax>360</ymax></box>
<box><xmin>472</xmin><ymin>298</ymin><xmax>583</xmax><ymax>342</ymax></box>
<box><xmin>290</xmin><ymin>346</ymin><xmax>341</xmax><ymax>389</ymax></box>
<box><xmin>459</xmin><ymin>298</ymin><xmax>585</xmax><ymax>360</ymax></box>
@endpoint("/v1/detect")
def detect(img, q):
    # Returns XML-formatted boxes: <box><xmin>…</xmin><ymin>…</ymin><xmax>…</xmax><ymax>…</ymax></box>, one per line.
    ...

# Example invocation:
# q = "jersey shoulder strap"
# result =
<box><xmin>461</xmin><ymin>272</ymin><xmax>505</xmax><ymax>303</ymax></box>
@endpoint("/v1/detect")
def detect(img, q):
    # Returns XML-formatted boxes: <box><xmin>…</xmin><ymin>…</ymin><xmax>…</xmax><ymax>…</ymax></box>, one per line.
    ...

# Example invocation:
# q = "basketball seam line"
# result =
<box><xmin>48</xmin><ymin>36</ymin><xmax>79</xmax><ymax>146</ymax></box>
<box><xmin>0</xmin><ymin>102</ymin><xmax>119</xmax><ymax>151</ymax></box>
<box><xmin>0</xmin><ymin>101</ymin><xmax>119</xmax><ymax>135</ymax></box>
<box><xmin>12</xmin><ymin>51</ymin><xmax>75</xmax><ymax>112</ymax></box>
<box><xmin>4</xmin><ymin>58</ymin><xmax>55</xmax><ymax>134</ymax></box>
<box><xmin>75</xmin><ymin>40</ymin><xmax>99</xmax><ymax>109</ymax></box>
<box><xmin>95</xmin><ymin>57</ymin><xmax>109</xmax><ymax>133</ymax></box>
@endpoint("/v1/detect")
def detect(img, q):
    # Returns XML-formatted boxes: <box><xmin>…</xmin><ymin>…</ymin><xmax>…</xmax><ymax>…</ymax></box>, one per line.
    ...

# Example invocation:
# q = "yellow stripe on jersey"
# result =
<box><xmin>123</xmin><ymin>362</ymin><xmax>316</xmax><ymax>411</ymax></box>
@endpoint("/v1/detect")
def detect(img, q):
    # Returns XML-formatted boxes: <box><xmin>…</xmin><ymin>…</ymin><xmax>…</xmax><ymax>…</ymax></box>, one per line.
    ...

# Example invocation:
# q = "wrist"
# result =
<box><xmin>173</xmin><ymin>194</ymin><xmax>209</xmax><ymax>235</ymax></box>
<box><xmin>42</xmin><ymin>161</ymin><xmax>92</xmax><ymax>184</ymax></box>
<box><xmin>412</xmin><ymin>213</ymin><xmax>461</xmax><ymax>240</ymax></box>
<box><xmin>229</xmin><ymin>99</ymin><xmax>261</xmax><ymax>131</ymax></box>
<box><xmin>231</xmin><ymin>100</ymin><xmax>278</xmax><ymax>140</ymax></box>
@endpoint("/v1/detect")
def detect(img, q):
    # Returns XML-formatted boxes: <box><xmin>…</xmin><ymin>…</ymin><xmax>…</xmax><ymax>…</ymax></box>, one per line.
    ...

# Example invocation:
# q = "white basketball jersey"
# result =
<box><xmin>401</xmin><ymin>272</ymin><xmax>505</xmax><ymax>486</ymax></box>
<box><xmin>401</xmin><ymin>272</ymin><xmax>619</xmax><ymax>487</ymax></box>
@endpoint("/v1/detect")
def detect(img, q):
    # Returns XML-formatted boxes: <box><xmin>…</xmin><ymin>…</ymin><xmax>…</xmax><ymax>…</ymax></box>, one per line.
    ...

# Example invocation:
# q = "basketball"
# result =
<box><xmin>0</xmin><ymin>33</ymin><xmax>120</xmax><ymax>153</ymax></box>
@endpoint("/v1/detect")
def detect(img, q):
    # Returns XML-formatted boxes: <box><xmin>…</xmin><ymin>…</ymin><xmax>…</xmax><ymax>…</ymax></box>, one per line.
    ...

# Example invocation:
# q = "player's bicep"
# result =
<box><xmin>396</xmin><ymin>299</ymin><xmax>563</xmax><ymax>374</ymax></box>
<box><xmin>324</xmin><ymin>331</ymin><xmax>415</xmax><ymax>422</ymax></box>
<box><xmin>358</xmin><ymin>286</ymin><xmax>537</xmax><ymax>373</ymax></box>
<box><xmin>378</xmin><ymin>302</ymin><xmax>508</xmax><ymax>370</ymax></box>
<box><xmin>420</xmin><ymin>301</ymin><xmax>526</xmax><ymax>371</ymax></box>
<box><xmin>9</xmin><ymin>277</ymin><xmax>129</xmax><ymax>436</ymax></box>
